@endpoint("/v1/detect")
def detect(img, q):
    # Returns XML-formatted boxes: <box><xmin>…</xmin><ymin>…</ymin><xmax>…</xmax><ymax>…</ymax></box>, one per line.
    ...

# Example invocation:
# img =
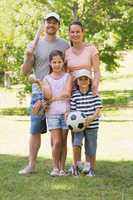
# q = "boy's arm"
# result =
<box><xmin>84</xmin><ymin>107</ymin><xmax>101</xmax><ymax>127</ymax></box>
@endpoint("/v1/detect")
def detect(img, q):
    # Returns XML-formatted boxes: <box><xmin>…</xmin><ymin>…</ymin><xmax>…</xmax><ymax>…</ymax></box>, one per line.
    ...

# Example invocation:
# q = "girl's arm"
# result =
<box><xmin>51</xmin><ymin>75</ymin><xmax>72</xmax><ymax>101</ymax></box>
<box><xmin>33</xmin><ymin>79</ymin><xmax>52</xmax><ymax>100</ymax></box>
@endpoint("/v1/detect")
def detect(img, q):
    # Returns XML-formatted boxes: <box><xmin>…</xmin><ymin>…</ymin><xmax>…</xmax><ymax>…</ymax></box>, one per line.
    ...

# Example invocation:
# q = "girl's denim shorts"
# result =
<box><xmin>47</xmin><ymin>114</ymin><xmax>68</xmax><ymax>131</ymax></box>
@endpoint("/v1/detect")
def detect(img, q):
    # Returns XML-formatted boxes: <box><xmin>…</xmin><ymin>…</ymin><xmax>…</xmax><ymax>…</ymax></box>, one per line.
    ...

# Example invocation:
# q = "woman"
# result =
<box><xmin>65</xmin><ymin>21</ymin><xmax>100</xmax><ymax>96</ymax></box>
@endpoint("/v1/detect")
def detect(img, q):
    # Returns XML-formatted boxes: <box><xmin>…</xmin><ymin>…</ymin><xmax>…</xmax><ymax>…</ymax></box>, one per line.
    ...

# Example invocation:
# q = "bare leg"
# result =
<box><xmin>86</xmin><ymin>154</ymin><xmax>96</xmax><ymax>170</ymax></box>
<box><xmin>60</xmin><ymin>130</ymin><xmax>68</xmax><ymax>171</ymax></box>
<box><xmin>73</xmin><ymin>146</ymin><xmax>81</xmax><ymax>166</ymax></box>
<box><xmin>29</xmin><ymin>134</ymin><xmax>41</xmax><ymax>168</ymax></box>
<box><xmin>51</xmin><ymin>129</ymin><xmax>62</xmax><ymax>170</ymax></box>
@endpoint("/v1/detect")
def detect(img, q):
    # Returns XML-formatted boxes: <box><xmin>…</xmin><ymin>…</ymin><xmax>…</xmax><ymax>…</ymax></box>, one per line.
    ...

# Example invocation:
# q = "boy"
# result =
<box><xmin>70</xmin><ymin>69</ymin><xmax>102</xmax><ymax>176</ymax></box>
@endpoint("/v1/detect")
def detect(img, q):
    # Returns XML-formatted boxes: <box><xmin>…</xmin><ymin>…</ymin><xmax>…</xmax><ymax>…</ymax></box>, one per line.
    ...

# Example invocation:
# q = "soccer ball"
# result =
<box><xmin>28</xmin><ymin>74</ymin><xmax>36</xmax><ymax>82</ymax></box>
<box><xmin>66</xmin><ymin>111</ymin><xmax>86</xmax><ymax>132</ymax></box>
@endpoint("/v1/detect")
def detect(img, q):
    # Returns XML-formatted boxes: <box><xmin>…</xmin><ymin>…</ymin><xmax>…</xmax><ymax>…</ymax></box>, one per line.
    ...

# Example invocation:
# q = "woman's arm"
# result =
<box><xmin>91</xmin><ymin>53</ymin><xmax>101</xmax><ymax>96</ymax></box>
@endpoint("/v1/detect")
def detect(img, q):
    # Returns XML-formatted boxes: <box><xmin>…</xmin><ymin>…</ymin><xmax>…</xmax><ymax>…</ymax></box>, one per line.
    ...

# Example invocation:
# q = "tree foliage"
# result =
<box><xmin>0</xmin><ymin>0</ymin><xmax>132</xmax><ymax>86</ymax></box>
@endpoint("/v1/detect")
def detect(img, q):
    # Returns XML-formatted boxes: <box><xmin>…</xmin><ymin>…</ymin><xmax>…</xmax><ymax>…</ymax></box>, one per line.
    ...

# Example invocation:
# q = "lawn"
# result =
<box><xmin>0</xmin><ymin>51</ymin><xmax>133</xmax><ymax>200</ymax></box>
<box><xmin>0</xmin><ymin>155</ymin><xmax>133</xmax><ymax>200</ymax></box>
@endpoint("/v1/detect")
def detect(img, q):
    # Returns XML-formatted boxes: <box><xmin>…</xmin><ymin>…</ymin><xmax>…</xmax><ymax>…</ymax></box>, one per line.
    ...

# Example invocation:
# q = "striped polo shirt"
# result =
<box><xmin>70</xmin><ymin>89</ymin><xmax>102</xmax><ymax>129</ymax></box>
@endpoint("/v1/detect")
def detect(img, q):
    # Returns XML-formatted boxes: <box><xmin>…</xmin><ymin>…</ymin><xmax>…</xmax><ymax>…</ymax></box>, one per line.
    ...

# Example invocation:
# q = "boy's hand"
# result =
<box><xmin>84</xmin><ymin>116</ymin><xmax>93</xmax><ymax>128</ymax></box>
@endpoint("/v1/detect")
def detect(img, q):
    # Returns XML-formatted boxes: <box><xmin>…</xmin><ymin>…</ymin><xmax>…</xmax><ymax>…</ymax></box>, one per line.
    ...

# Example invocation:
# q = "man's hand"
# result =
<box><xmin>32</xmin><ymin>100</ymin><xmax>42</xmax><ymax>114</ymax></box>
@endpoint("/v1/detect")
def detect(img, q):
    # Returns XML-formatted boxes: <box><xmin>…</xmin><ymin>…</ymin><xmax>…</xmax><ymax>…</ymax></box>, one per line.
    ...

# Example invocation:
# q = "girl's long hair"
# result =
<box><xmin>49</xmin><ymin>50</ymin><xmax>67</xmax><ymax>73</ymax></box>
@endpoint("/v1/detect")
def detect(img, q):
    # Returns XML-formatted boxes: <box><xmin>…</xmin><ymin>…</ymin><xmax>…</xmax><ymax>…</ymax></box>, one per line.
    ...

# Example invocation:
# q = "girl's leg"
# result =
<box><xmin>51</xmin><ymin>129</ymin><xmax>62</xmax><ymax>170</ymax></box>
<box><xmin>59</xmin><ymin>130</ymin><xmax>68</xmax><ymax>171</ymax></box>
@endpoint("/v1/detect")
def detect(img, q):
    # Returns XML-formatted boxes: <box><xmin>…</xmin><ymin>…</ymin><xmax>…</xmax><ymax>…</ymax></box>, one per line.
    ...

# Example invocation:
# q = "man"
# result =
<box><xmin>19</xmin><ymin>12</ymin><xmax>69</xmax><ymax>175</ymax></box>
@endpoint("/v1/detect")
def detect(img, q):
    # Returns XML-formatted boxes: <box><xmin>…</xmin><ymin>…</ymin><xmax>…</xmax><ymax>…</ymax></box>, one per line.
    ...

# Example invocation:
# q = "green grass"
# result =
<box><xmin>0</xmin><ymin>155</ymin><xmax>133</xmax><ymax>200</ymax></box>
<box><xmin>0</xmin><ymin>107</ymin><xmax>30</xmax><ymax>115</ymax></box>
<box><xmin>101</xmin><ymin>90</ymin><xmax>133</xmax><ymax>106</ymax></box>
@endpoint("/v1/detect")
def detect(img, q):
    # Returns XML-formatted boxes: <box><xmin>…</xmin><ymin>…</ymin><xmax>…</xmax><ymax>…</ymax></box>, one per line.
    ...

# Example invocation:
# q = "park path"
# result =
<box><xmin>0</xmin><ymin>115</ymin><xmax>133</xmax><ymax>161</ymax></box>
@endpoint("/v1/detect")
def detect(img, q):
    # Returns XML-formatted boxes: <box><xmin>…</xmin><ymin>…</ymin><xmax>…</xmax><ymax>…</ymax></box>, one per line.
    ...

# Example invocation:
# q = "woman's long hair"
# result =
<box><xmin>69</xmin><ymin>21</ymin><xmax>84</xmax><ymax>47</ymax></box>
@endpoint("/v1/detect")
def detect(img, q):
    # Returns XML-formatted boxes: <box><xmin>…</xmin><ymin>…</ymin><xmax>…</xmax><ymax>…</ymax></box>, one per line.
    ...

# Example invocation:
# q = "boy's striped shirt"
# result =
<box><xmin>70</xmin><ymin>90</ymin><xmax>102</xmax><ymax>129</ymax></box>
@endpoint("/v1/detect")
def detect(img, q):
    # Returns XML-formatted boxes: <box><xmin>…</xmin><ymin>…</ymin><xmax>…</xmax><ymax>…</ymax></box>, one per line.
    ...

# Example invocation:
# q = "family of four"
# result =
<box><xmin>19</xmin><ymin>12</ymin><xmax>102</xmax><ymax>177</ymax></box>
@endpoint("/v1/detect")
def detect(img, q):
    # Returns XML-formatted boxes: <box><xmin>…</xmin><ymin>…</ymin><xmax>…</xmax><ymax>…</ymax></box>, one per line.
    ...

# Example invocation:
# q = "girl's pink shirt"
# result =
<box><xmin>44</xmin><ymin>73</ymin><xmax>70</xmax><ymax>115</ymax></box>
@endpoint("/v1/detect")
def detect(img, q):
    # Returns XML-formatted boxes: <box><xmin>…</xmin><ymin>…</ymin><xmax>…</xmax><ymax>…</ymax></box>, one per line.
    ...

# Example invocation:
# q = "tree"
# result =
<box><xmin>0</xmin><ymin>0</ymin><xmax>132</xmax><ymax>89</ymax></box>
<box><xmin>48</xmin><ymin>0</ymin><xmax>133</xmax><ymax>71</ymax></box>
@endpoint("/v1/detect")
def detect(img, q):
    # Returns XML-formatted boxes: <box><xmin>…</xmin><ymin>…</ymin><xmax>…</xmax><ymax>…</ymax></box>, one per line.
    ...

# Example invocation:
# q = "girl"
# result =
<box><xmin>34</xmin><ymin>50</ymin><xmax>72</xmax><ymax>176</ymax></box>
<box><xmin>70</xmin><ymin>69</ymin><xmax>102</xmax><ymax>176</ymax></box>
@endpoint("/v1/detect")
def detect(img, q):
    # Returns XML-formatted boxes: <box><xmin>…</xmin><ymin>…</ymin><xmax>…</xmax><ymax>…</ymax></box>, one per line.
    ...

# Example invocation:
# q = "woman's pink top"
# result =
<box><xmin>65</xmin><ymin>44</ymin><xmax>98</xmax><ymax>77</ymax></box>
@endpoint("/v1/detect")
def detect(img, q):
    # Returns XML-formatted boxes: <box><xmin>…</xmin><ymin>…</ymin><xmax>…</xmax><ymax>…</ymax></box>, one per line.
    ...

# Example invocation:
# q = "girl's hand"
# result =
<box><xmin>64</xmin><ymin>112</ymin><xmax>69</xmax><ymax>121</ymax></box>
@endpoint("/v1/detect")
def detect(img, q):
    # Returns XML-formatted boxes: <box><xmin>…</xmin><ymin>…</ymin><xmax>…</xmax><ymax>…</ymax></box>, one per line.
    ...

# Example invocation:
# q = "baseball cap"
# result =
<box><xmin>44</xmin><ymin>12</ymin><xmax>60</xmax><ymax>22</ymax></box>
<box><xmin>74</xmin><ymin>69</ymin><xmax>92</xmax><ymax>79</ymax></box>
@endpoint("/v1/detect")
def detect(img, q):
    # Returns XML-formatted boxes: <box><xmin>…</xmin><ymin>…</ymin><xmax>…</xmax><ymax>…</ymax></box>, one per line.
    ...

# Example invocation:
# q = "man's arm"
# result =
<box><xmin>21</xmin><ymin>43</ymin><xmax>35</xmax><ymax>75</ymax></box>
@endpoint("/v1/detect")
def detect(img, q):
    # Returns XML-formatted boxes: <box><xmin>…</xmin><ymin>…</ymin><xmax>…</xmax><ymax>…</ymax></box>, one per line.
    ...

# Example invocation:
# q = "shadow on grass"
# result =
<box><xmin>0</xmin><ymin>154</ymin><xmax>133</xmax><ymax>200</ymax></box>
<box><xmin>0</xmin><ymin>154</ymin><xmax>133</xmax><ymax>182</ymax></box>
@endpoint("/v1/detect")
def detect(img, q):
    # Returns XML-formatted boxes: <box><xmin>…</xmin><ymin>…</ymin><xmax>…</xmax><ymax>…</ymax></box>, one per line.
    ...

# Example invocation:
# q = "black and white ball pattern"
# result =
<box><xmin>66</xmin><ymin>111</ymin><xmax>86</xmax><ymax>132</ymax></box>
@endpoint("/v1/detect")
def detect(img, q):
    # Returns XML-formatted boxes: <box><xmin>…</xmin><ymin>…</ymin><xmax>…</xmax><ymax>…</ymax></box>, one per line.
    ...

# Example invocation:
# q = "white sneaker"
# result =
<box><xmin>82</xmin><ymin>162</ymin><xmax>91</xmax><ymax>174</ymax></box>
<box><xmin>50</xmin><ymin>168</ymin><xmax>60</xmax><ymax>177</ymax></box>
<box><xmin>18</xmin><ymin>165</ymin><xmax>35</xmax><ymax>175</ymax></box>
<box><xmin>86</xmin><ymin>169</ymin><xmax>95</xmax><ymax>177</ymax></box>
<box><xmin>77</xmin><ymin>161</ymin><xmax>84</xmax><ymax>172</ymax></box>
<box><xmin>59</xmin><ymin>170</ymin><xmax>68</xmax><ymax>176</ymax></box>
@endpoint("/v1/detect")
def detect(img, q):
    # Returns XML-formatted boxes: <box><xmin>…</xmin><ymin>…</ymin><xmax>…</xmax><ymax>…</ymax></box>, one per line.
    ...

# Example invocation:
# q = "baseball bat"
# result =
<box><xmin>32</xmin><ymin>22</ymin><xmax>44</xmax><ymax>51</ymax></box>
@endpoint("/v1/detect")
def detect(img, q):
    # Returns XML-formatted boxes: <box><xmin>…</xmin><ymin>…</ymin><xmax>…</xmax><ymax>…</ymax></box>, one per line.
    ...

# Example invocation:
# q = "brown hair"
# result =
<box><xmin>49</xmin><ymin>50</ymin><xmax>66</xmax><ymax>73</ymax></box>
<box><xmin>69</xmin><ymin>21</ymin><xmax>84</xmax><ymax>46</ymax></box>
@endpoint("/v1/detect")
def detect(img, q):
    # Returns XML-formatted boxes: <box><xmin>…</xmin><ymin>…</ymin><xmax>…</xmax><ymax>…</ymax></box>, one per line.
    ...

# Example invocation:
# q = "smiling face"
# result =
<box><xmin>50</xmin><ymin>55</ymin><xmax>64</xmax><ymax>73</ymax></box>
<box><xmin>77</xmin><ymin>76</ymin><xmax>91</xmax><ymax>91</ymax></box>
<box><xmin>45</xmin><ymin>17</ymin><xmax>59</xmax><ymax>35</ymax></box>
<box><xmin>69</xmin><ymin>24</ymin><xmax>84</xmax><ymax>45</ymax></box>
